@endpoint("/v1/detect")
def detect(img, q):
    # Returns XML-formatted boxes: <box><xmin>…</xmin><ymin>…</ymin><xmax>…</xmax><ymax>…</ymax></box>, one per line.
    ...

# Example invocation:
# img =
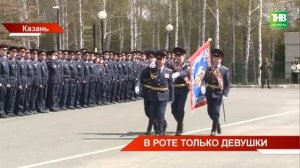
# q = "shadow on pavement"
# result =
<box><xmin>80</xmin><ymin>131</ymin><xmax>177</xmax><ymax>140</ymax></box>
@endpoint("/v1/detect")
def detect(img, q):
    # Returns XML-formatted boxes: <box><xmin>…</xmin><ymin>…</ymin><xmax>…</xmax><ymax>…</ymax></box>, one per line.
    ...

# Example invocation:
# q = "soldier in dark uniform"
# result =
<box><xmin>59</xmin><ymin>50</ymin><xmax>71</xmax><ymax>110</ymax></box>
<box><xmin>36</xmin><ymin>50</ymin><xmax>48</xmax><ymax>113</ymax></box>
<box><xmin>132</xmin><ymin>52</ymin><xmax>142</xmax><ymax>100</ymax></box>
<box><xmin>66</xmin><ymin>50</ymin><xmax>78</xmax><ymax>109</ymax></box>
<box><xmin>23</xmin><ymin>49</ymin><xmax>34</xmax><ymax>115</ymax></box>
<box><xmin>81</xmin><ymin>52</ymin><xmax>91</xmax><ymax>108</ymax></box>
<box><xmin>126</xmin><ymin>53</ymin><xmax>134</xmax><ymax>101</ymax></box>
<box><xmin>169</xmin><ymin>47</ymin><xmax>190</xmax><ymax>136</ymax></box>
<box><xmin>28</xmin><ymin>49</ymin><xmax>41</xmax><ymax>114</ymax></box>
<box><xmin>115</xmin><ymin>53</ymin><xmax>124</xmax><ymax>103</ymax></box>
<box><xmin>0</xmin><ymin>44</ymin><xmax>9</xmax><ymax>118</ymax></box>
<box><xmin>88</xmin><ymin>52</ymin><xmax>97</xmax><ymax>107</ymax></box>
<box><xmin>109</xmin><ymin>52</ymin><xmax>119</xmax><ymax>103</ymax></box>
<box><xmin>94</xmin><ymin>54</ymin><xmax>101</xmax><ymax>105</ymax></box>
<box><xmin>140</xmin><ymin>50</ymin><xmax>157</xmax><ymax>134</ymax></box>
<box><xmin>147</xmin><ymin>51</ymin><xmax>174</xmax><ymax>136</ymax></box>
<box><xmin>103</xmin><ymin>51</ymin><xmax>112</xmax><ymax>105</ymax></box>
<box><xmin>56</xmin><ymin>50</ymin><xmax>64</xmax><ymax>111</ymax></box>
<box><xmin>97</xmin><ymin>54</ymin><xmax>106</xmax><ymax>105</ymax></box>
<box><xmin>5</xmin><ymin>46</ymin><xmax>19</xmax><ymax>117</ymax></box>
<box><xmin>74</xmin><ymin>51</ymin><xmax>84</xmax><ymax>109</ymax></box>
<box><xmin>15</xmin><ymin>47</ymin><xmax>28</xmax><ymax>116</ymax></box>
<box><xmin>120</xmin><ymin>52</ymin><xmax>129</xmax><ymax>102</ymax></box>
<box><xmin>47</xmin><ymin>51</ymin><xmax>60</xmax><ymax>112</ymax></box>
<box><xmin>204</xmin><ymin>49</ymin><xmax>230</xmax><ymax>136</ymax></box>
<box><xmin>260</xmin><ymin>58</ymin><xmax>272</xmax><ymax>89</ymax></box>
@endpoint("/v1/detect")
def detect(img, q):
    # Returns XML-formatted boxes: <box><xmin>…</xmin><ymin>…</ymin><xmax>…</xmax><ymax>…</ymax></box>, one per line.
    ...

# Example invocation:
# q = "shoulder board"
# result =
<box><xmin>165</xmin><ymin>68</ymin><xmax>172</xmax><ymax>72</ymax></box>
<box><xmin>221</xmin><ymin>66</ymin><xmax>228</xmax><ymax>70</ymax></box>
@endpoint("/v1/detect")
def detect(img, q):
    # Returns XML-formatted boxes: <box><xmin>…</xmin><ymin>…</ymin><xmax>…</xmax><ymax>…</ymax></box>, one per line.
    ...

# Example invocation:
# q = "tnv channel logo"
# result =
<box><xmin>270</xmin><ymin>11</ymin><xmax>288</xmax><ymax>29</ymax></box>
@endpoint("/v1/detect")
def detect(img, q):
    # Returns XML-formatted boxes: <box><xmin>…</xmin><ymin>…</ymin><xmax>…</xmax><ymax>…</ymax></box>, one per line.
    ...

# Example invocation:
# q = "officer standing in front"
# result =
<box><xmin>204</xmin><ymin>49</ymin><xmax>230</xmax><ymax>136</ymax></box>
<box><xmin>148</xmin><ymin>51</ymin><xmax>174</xmax><ymax>136</ymax></box>
<box><xmin>170</xmin><ymin>47</ymin><xmax>190</xmax><ymax>136</ymax></box>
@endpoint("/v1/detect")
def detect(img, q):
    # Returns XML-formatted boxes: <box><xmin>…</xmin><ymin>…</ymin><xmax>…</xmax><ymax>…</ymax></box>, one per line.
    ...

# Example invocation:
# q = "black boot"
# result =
<box><xmin>0</xmin><ymin>113</ymin><xmax>7</xmax><ymax>118</ymax></box>
<box><xmin>145</xmin><ymin>119</ymin><xmax>153</xmax><ymax>135</ymax></box>
<box><xmin>163</xmin><ymin>120</ymin><xmax>168</xmax><ymax>135</ymax></box>
<box><xmin>217</xmin><ymin>121</ymin><xmax>222</xmax><ymax>134</ymax></box>
<box><xmin>175</xmin><ymin>123</ymin><xmax>183</xmax><ymax>136</ymax></box>
<box><xmin>210</xmin><ymin>121</ymin><xmax>217</xmax><ymax>136</ymax></box>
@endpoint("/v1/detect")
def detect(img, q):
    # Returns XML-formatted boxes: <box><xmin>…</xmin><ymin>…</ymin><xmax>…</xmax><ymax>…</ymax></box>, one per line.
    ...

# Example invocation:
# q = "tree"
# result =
<box><xmin>174</xmin><ymin>0</ymin><xmax>179</xmax><ymax>47</ymax></box>
<box><xmin>201</xmin><ymin>0</ymin><xmax>207</xmax><ymax>45</ymax></box>
<box><xmin>258</xmin><ymin>0</ymin><xmax>263</xmax><ymax>85</ymax></box>
<box><xmin>79</xmin><ymin>0</ymin><xmax>83</xmax><ymax>49</ymax></box>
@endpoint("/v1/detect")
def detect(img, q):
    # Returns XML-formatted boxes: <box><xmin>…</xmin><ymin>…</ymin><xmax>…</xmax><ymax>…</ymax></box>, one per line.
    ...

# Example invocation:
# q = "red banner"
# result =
<box><xmin>188</xmin><ymin>41</ymin><xmax>211</xmax><ymax>112</ymax></box>
<box><xmin>3</xmin><ymin>23</ymin><xmax>63</xmax><ymax>34</ymax></box>
<box><xmin>122</xmin><ymin>136</ymin><xmax>300</xmax><ymax>153</ymax></box>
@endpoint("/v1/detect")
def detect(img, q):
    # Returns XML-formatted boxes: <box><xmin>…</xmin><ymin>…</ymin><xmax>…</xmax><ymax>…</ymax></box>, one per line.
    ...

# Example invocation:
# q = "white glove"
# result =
<box><xmin>149</xmin><ymin>62</ymin><xmax>156</xmax><ymax>68</ymax></box>
<box><xmin>172</xmin><ymin>72</ymin><xmax>180</xmax><ymax>79</ymax></box>
<box><xmin>222</xmin><ymin>96</ymin><xmax>227</xmax><ymax>101</ymax></box>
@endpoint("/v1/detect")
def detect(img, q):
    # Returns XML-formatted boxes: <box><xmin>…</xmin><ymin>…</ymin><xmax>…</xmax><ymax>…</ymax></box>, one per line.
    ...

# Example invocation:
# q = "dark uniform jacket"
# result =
<box><xmin>16</xmin><ymin>59</ymin><xmax>27</xmax><ymax>87</ymax></box>
<box><xmin>171</xmin><ymin>62</ymin><xmax>190</xmax><ymax>88</ymax></box>
<box><xmin>68</xmin><ymin>60</ymin><xmax>78</xmax><ymax>84</ymax></box>
<box><xmin>47</xmin><ymin>60</ymin><xmax>60</xmax><ymax>84</ymax></box>
<box><xmin>204</xmin><ymin>65</ymin><xmax>230</xmax><ymax>98</ymax></box>
<box><xmin>148</xmin><ymin>66</ymin><xmax>174</xmax><ymax>102</ymax></box>
<box><xmin>32</xmin><ymin>61</ymin><xmax>42</xmax><ymax>86</ymax></box>
<box><xmin>0</xmin><ymin>56</ymin><xmax>9</xmax><ymax>85</ymax></box>
<box><xmin>82</xmin><ymin>61</ymin><xmax>91</xmax><ymax>83</ymax></box>
<box><xmin>40</xmin><ymin>61</ymin><xmax>48</xmax><ymax>86</ymax></box>
<box><xmin>25</xmin><ymin>60</ymin><xmax>34</xmax><ymax>86</ymax></box>
<box><xmin>140</xmin><ymin>66</ymin><xmax>152</xmax><ymax>99</ymax></box>
<box><xmin>75</xmin><ymin>61</ymin><xmax>84</xmax><ymax>83</ymax></box>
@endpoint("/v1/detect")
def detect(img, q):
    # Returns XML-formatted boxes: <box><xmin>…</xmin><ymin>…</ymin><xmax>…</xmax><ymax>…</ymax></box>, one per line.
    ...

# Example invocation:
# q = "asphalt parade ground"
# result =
<box><xmin>0</xmin><ymin>88</ymin><xmax>299</xmax><ymax>168</ymax></box>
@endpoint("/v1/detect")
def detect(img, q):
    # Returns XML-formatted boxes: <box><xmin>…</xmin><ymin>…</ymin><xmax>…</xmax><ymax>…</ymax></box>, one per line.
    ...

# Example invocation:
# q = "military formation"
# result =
<box><xmin>0</xmin><ymin>44</ymin><xmax>230</xmax><ymax>137</ymax></box>
<box><xmin>0</xmin><ymin>44</ymin><xmax>154</xmax><ymax>118</ymax></box>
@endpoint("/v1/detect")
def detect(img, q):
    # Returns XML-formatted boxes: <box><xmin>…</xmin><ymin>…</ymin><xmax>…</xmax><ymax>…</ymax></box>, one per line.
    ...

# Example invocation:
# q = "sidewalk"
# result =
<box><xmin>232</xmin><ymin>84</ymin><xmax>300</xmax><ymax>88</ymax></box>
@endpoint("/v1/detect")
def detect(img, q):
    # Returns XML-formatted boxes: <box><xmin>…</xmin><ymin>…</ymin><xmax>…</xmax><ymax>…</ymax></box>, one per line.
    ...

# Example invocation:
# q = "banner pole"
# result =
<box><xmin>208</xmin><ymin>38</ymin><xmax>212</xmax><ymax>67</ymax></box>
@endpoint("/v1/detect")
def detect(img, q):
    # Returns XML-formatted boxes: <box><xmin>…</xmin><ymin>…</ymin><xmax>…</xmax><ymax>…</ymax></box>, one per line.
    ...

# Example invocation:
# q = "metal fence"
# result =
<box><xmin>229</xmin><ymin>61</ymin><xmax>298</xmax><ymax>85</ymax></box>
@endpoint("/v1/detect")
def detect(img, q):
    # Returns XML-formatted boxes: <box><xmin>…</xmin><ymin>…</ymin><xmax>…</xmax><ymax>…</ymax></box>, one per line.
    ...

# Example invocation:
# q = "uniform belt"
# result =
<box><xmin>151</xmin><ymin>86</ymin><xmax>168</xmax><ymax>91</ymax></box>
<box><xmin>174</xmin><ymin>83</ymin><xmax>188</xmax><ymax>87</ymax></box>
<box><xmin>207</xmin><ymin>84</ymin><xmax>221</xmax><ymax>89</ymax></box>
<box><xmin>144</xmin><ymin>84</ymin><xmax>152</xmax><ymax>89</ymax></box>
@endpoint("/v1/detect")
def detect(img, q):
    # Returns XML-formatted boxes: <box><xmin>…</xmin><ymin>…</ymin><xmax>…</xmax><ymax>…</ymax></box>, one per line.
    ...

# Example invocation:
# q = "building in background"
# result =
<box><xmin>284</xmin><ymin>32</ymin><xmax>300</xmax><ymax>79</ymax></box>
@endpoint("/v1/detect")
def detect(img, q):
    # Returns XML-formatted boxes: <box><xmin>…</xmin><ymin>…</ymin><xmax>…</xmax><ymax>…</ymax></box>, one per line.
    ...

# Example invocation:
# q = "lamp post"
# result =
<box><xmin>166</xmin><ymin>24</ymin><xmax>174</xmax><ymax>50</ymax></box>
<box><xmin>93</xmin><ymin>23</ymin><xmax>96</xmax><ymax>52</ymax></box>
<box><xmin>98</xmin><ymin>10</ymin><xmax>107</xmax><ymax>52</ymax></box>
<box><xmin>53</xmin><ymin>6</ymin><xmax>60</xmax><ymax>50</ymax></box>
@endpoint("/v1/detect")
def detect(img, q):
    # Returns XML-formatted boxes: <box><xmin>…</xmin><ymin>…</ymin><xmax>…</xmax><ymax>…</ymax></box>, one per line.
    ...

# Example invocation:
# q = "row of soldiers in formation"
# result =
<box><xmin>0</xmin><ymin>43</ymin><xmax>230</xmax><ymax>137</ymax></box>
<box><xmin>0</xmin><ymin>44</ymin><xmax>177</xmax><ymax>119</ymax></box>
